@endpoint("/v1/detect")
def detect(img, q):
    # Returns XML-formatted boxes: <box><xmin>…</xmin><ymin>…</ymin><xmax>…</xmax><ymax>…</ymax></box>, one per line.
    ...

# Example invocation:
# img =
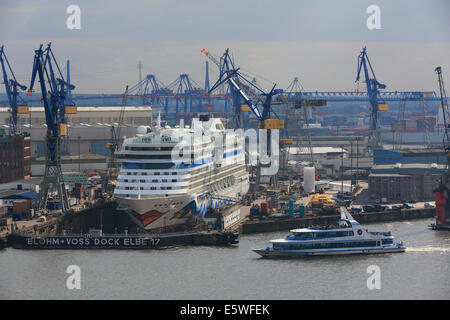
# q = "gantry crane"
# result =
<box><xmin>202</xmin><ymin>48</ymin><xmax>283</xmax><ymax>191</ymax></box>
<box><xmin>433</xmin><ymin>66</ymin><xmax>450</xmax><ymax>230</ymax></box>
<box><xmin>355</xmin><ymin>47</ymin><xmax>386</xmax><ymax>155</ymax></box>
<box><xmin>27</xmin><ymin>43</ymin><xmax>75</xmax><ymax>213</ymax></box>
<box><xmin>0</xmin><ymin>46</ymin><xmax>28</xmax><ymax>134</ymax></box>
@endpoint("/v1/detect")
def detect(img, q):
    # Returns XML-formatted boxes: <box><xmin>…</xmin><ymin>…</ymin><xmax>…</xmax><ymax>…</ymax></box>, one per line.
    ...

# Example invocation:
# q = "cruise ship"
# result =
<box><xmin>254</xmin><ymin>207</ymin><xmax>405</xmax><ymax>258</ymax></box>
<box><xmin>114</xmin><ymin>115</ymin><xmax>249</xmax><ymax>233</ymax></box>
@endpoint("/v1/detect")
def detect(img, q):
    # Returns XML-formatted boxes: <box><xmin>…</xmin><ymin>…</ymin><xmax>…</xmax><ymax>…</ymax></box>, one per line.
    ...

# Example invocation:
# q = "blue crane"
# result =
<box><xmin>27</xmin><ymin>43</ymin><xmax>74</xmax><ymax>212</ymax></box>
<box><xmin>355</xmin><ymin>46</ymin><xmax>386</xmax><ymax>153</ymax></box>
<box><xmin>0</xmin><ymin>45</ymin><xmax>28</xmax><ymax>134</ymax></box>
<box><xmin>203</xmin><ymin>48</ymin><xmax>283</xmax><ymax>191</ymax></box>
<box><xmin>203</xmin><ymin>48</ymin><xmax>283</xmax><ymax>129</ymax></box>
<box><xmin>166</xmin><ymin>74</ymin><xmax>205</xmax><ymax>114</ymax></box>
<box><xmin>129</xmin><ymin>74</ymin><xmax>169</xmax><ymax>108</ymax></box>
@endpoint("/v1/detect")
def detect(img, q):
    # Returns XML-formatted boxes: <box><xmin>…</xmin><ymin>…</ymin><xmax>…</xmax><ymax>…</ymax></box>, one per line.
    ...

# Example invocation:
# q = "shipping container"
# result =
<box><xmin>13</xmin><ymin>200</ymin><xmax>30</xmax><ymax>214</ymax></box>
<box><xmin>260</xmin><ymin>203</ymin><xmax>268</xmax><ymax>215</ymax></box>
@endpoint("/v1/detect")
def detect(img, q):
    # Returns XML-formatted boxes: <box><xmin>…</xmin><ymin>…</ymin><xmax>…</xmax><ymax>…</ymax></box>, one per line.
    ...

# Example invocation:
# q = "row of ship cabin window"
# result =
<box><xmin>275</xmin><ymin>239</ymin><xmax>393</xmax><ymax>250</ymax></box>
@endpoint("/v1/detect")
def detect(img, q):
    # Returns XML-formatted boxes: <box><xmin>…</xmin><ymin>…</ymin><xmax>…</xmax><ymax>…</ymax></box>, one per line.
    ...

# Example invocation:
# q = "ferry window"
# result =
<box><xmin>150</xmin><ymin>187</ymin><xmax>156</xmax><ymax>190</ymax></box>
<box><xmin>152</xmin><ymin>180</ymin><xmax>158</xmax><ymax>183</ymax></box>
<box><xmin>172</xmin><ymin>179</ymin><xmax>177</xmax><ymax>182</ymax></box>
<box><xmin>140</xmin><ymin>180</ymin><xmax>145</xmax><ymax>183</ymax></box>
<box><xmin>142</xmin><ymin>172</ymin><xmax>147</xmax><ymax>176</ymax></box>
<box><xmin>172</xmin><ymin>172</ymin><xmax>177</xmax><ymax>175</ymax></box>
<box><xmin>328</xmin><ymin>232</ymin><xmax>337</xmax><ymax>237</ymax></box>
<box><xmin>155</xmin><ymin>172</ymin><xmax>160</xmax><ymax>175</ymax></box>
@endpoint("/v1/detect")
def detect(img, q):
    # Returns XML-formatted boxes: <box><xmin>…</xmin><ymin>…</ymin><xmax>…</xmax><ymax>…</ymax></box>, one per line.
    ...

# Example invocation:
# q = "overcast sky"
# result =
<box><xmin>1</xmin><ymin>0</ymin><xmax>449</xmax><ymax>94</ymax></box>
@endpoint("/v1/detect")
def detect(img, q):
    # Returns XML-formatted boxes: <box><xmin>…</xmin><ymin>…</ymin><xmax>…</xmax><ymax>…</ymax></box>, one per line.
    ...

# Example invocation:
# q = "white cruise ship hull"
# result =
<box><xmin>116</xmin><ymin>178</ymin><xmax>249</xmax><ymax>232</ymax></box>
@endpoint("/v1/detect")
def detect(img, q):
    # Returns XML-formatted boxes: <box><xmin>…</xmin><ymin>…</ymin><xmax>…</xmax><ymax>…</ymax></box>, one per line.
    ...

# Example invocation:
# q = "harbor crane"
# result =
<box><xmin>355</xmin><ymin>47</ymin><xmax>387</xmax><ymax>154</ymax></box>
<box><xmin>434</xmin><ymin>66</ymin><xmax>450</xmax><ymax>230</ymax></box>
<box><xmin>27</xmin><ymin>43</ymin><xmax>75</xmax><ymax>213</ymax></box>
<box><xmin>107</xmin><ymin>85</ymin><xmax>129</xmax><ymax>173</ymax></box>
<box><xmin>0</xmin><ymin>46</ymin><xmax>28</xmax><ymax>134</ymax></box>
<box><xmin>202</xmin><ymin>48</ymin><xmax>283</xmax><ymax>191</ymax></box>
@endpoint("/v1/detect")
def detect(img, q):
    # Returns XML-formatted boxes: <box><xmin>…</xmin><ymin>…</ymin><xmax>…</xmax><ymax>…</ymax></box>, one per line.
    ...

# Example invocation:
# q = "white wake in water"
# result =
<box><xmin>406</xmin><ymin>247</ymin><xmax>450</xmax><ymax>253</ymax></box>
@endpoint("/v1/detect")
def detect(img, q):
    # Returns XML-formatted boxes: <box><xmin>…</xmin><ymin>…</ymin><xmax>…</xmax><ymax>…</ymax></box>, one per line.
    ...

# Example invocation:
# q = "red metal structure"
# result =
<box><xmin>433</xmin><ymin>66</ymin><xmax>450</xmax><ymax>230</ymax></box>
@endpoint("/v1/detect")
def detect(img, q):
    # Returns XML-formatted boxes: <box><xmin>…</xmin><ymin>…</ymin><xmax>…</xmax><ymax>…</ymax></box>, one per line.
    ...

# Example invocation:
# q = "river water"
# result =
<box><xmin>0</xmin><ymin>218</ymin><xmax>449</xmax><ymax>300</ymax></box>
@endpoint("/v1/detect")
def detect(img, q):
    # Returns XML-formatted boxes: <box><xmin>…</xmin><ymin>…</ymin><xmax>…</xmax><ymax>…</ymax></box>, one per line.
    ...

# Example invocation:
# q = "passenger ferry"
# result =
<box><xmin>253</xmin><ymin>207</ymin><xmax>405</xmax><ymax>258</ymax></box>
<box><xmin>114</xmin><ymin>114</ymin><xmax>249</xmax><ymax>233</ymax></box>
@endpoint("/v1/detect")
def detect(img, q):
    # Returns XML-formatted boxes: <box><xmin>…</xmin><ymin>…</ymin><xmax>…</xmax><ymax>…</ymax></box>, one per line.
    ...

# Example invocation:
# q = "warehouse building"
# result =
<box><xmin>373</xmin><ymin>149</ymin><xmax>446</xmax><ymax>165</ymax></box>
<box><xmin>0</xmin><ymin>130</ymin><xmax>31</xmax><ymax>183</ymax></box>
<box><xmin>0</xmin><ymin>106</ymin><xmax>152</xmax><ymax>158</ymax></box>
<box><xmin>368</xmin><ymin>163</ymin><xmax>445</xmax><ymax>203</ymax></box>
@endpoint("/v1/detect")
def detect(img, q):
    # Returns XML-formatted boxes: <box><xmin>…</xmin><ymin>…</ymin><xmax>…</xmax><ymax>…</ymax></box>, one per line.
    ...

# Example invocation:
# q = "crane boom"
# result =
<box><xmin>202</xmin><ymin>48</ymin><xmax>265</xmax><ymax>123</ymax></box>
<box><xmin>434</xmin><ymin>66</ymin><xmax>450</xmax><ymax>230</ymax></box>
<box><xmin>0</xmin><ymin>45</ymin><xmax>27</xmax><ymax>134</ymax></box>
<box><xmin>436</xmin><ymin>67</ymin><xmax>450</xmax><ymax>152</ymax></box>
<box><xmin>355</xmin><ymin>47</ymin><xmax>386</xmax><ymax>154</ymax></box>
<box><xmin>107</xmin><ymin>85</ymin><xmax>129</xmax><ymax>173</ymax></box>
<box><xmin>27</xmin><ymin>43</ymin><xmax>71</xmax><ymax>212</ymax></box>
<box><xmin>115</xmin><ymin>85</ymin><xmax>129</xmax><ymax>145</ymax></box>
<box><xmin>204</xmin><ymin>48</ymin><xmax>283</xmax><ymax>192</ymax></box>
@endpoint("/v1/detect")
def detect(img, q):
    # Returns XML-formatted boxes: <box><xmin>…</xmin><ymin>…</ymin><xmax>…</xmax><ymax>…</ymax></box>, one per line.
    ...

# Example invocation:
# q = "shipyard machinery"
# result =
<box><xmin>434</xmin><ymin>66</ymin><xmax>450</xmax><ymax>230</ymax></box>
<box><xmin>355</xmin><ymin>47</ymin><xmax>387</xmax><ymax>155</ymax></box>
<box><xmin>27</xmin><ymin>43</ymin><xmax>76</xmax><ymax>213</ymax></box>
<box><xmin>202</xmin><ymin>48</ymin><xmax>283</xmax><ymax>190</ymax></box>
<box><xmin>107</xmin><ymin>85</ymin><xmax>129</xmax><ymax>173</ymax></box>
<box><xmin>0</xmin><ymin>46</ymin><xmax>28</xmax><ymax>134</ymax></box>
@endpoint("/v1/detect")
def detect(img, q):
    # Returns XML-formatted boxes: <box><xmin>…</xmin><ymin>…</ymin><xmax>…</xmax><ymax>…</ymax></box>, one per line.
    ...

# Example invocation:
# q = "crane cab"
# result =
<box><xmin>17</xmin><ymin>106</ymin><xmax>30</xmax><ymax>114</ymax></box>
<box><xmin>64</xmin><ymin>106</ymin><xmax>77</xmax><ymax>114</ymax></box>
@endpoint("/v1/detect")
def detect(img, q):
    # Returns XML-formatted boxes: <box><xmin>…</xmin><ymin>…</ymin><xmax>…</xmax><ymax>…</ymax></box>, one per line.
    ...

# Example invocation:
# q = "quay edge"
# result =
<box><xmin>239</xmin><ymin>208</ymin><xmax>436</xmax><ymax>235</ymax></box>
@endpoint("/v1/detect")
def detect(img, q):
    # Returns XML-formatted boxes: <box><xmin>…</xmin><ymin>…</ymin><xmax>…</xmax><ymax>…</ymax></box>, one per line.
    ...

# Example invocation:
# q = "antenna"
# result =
<box><xmin>137</xmin><ymin>61</ymin><xmax>143</xmax><ymax>94</ymax></box>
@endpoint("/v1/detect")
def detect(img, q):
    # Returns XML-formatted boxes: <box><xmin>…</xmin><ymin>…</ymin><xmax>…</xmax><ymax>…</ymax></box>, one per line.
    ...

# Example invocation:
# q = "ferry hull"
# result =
<box><xmin>253</xmin><ymin>246</ymin><xmax>406</xmax><ymax>258</ymax></box>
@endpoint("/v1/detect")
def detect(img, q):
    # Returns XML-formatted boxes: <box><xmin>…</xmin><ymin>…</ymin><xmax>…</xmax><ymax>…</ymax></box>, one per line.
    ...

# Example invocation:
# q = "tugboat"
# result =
<box><xmin>253</xmin><ymin>207</ymin><xmax>405</xmax><ymax>258</ymax></box>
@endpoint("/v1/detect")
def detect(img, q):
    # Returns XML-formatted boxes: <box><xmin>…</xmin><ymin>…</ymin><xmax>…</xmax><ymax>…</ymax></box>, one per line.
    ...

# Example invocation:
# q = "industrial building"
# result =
<box><xmin>0</xmin><ymin>130</ymin><xmax>31</xmax><ymax>183</ymax></box>
<box><xmin>31</xmin><ymin>153</ymin><xmax>108</xmax><ymax>176</ymax></box>
<box><xmin>373</xmin><ymin>149</ymin><xmax>446</xmax><ymax>165</ymax></box>
<box><xmin>368</xmin><ymin>163</ymin><xmax>445</xmax><ymax>202</ymax></box>
<box><xmin>0</xmin><ymin>106</ymin><xmax>152</xmax><ymax>158</ymax></box>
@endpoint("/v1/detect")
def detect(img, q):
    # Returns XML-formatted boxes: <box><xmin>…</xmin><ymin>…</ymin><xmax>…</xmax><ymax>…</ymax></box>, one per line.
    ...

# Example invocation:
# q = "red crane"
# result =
<box><xmin>433</xmin><ymin>66</ymin><xmax>450</xmax><ymax>230</ymax></box>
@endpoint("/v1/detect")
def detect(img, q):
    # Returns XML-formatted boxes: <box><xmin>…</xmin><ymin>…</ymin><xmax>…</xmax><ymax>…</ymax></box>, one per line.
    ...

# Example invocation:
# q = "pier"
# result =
<box><xmin>238</xmin><ymin>208</ymin><xmax>436</xmax><ymax>234</ymax></box>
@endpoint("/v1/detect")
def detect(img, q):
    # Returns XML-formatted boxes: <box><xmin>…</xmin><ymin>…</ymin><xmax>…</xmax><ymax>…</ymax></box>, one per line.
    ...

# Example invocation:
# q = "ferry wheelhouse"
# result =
<box><xmin>253</xmin><ymin>207</ymin><xmax>405</xmax><ymax>257</ymax></box>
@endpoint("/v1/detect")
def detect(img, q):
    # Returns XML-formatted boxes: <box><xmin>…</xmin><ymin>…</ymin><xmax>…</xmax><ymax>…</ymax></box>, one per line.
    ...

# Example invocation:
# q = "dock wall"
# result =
<box><xmin>240</xmin><ymin>208</ymin><xmax>436</xmax><ymax>234</ymax></box>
